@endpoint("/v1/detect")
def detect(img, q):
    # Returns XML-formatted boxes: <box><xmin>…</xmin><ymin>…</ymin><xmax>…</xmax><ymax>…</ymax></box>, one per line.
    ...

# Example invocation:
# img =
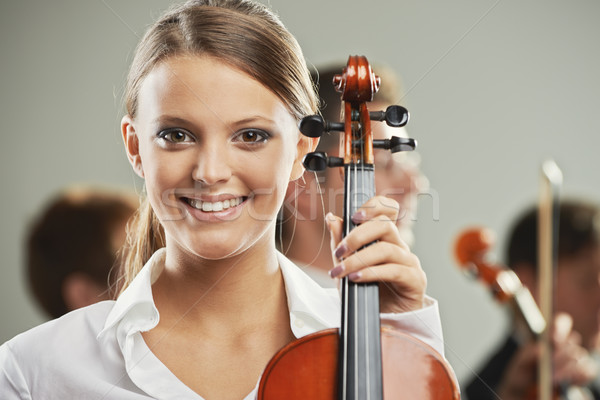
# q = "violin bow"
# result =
<box><xmin>538</xmin><ymin>159</ymin><xmax>562</xmax><ymax>400</ymax></box>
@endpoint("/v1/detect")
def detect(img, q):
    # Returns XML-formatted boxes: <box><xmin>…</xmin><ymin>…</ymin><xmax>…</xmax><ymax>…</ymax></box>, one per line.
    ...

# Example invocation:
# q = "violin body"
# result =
<box><xmin>258</xmin><ymin>327</ymin><xmax>460</xmax><ymax>399</ymax></box>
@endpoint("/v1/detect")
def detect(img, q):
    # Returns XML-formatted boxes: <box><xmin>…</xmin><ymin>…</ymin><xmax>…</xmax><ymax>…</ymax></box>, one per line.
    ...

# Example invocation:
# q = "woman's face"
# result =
<box><xmin>123</xmin><ymin>55</ymin><xmax>307</xmax><ymax>260</ymax></box>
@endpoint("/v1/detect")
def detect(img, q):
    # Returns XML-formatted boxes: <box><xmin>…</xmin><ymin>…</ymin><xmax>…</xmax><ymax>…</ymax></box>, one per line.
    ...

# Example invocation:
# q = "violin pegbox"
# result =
<box><xmin>299</xmin><ymin>55</ymin><xmax>416</xmax><ymax>172</ymax></box>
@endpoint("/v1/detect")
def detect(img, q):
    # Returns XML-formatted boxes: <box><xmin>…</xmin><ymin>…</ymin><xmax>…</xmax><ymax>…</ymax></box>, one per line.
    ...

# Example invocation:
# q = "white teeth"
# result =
<box><xmin>188</xmin><ymin>197</ymin><xmax>242</xmax><ymax>212</ymax></box>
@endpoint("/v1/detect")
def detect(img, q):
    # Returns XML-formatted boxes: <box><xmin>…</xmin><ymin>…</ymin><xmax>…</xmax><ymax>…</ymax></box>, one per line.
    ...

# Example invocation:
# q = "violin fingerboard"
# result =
<box><xmin>339</xmin><ymin>164</ymin><xmax>383</xmax><ymax>400</ymax></box>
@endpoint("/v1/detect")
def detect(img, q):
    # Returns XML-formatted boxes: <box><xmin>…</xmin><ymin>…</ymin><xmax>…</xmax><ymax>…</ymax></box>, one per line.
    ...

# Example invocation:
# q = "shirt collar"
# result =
<box><xmin>277</xmin><ymin>251</ymin><xmax>339</xmax><ymax>336</ymax></box>
<box><xmin>98</xmin><ymin>249</ymin><xmax>165</xmax><ymax>339</ymax></box>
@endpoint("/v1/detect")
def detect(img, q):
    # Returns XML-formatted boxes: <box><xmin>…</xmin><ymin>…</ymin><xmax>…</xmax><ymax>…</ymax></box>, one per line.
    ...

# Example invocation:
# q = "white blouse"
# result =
<box><xmin>0</xmin><ymin>249</ymin><xmax>448</xmax><ymax>399</ymax></box>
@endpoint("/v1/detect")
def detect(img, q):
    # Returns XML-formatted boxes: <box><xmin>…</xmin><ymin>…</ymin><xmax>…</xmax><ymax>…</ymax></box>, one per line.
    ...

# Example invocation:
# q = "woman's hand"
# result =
<box><xmin>325</xmin><ymin>195</ymin><xmax>426</xmax><ymax>314</ymax></box>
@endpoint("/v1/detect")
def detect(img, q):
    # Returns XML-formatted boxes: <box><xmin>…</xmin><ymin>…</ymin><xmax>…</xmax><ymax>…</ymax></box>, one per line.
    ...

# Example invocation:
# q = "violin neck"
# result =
<box><xmin>512</xmin><ymin>285</ymin><xmax>546</xmax><ymax>338</ymax></box>
<box><xmin>338</xmin><ymin>164</ymin><xmax>383</xmax><ymax>399</ymax></box>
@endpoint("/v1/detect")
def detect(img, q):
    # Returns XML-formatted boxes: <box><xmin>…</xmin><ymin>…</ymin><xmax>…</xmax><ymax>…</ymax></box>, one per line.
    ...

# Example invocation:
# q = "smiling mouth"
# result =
<box><xmin>184</xmin><ymin>197</ymin><xmax>246</xmax><ymax>212</ymax></box>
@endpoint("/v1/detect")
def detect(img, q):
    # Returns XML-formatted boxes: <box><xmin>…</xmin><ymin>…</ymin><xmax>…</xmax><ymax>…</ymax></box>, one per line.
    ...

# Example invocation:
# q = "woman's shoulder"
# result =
<box><xmin>2</xmin><ymin>300</ymin><xmax>115</xmax><ymax>361</ymax></box>
<box><xmin>0</xmin><ymin>300</ymin><xmax>147</xmax><ymax>398</ymax></box>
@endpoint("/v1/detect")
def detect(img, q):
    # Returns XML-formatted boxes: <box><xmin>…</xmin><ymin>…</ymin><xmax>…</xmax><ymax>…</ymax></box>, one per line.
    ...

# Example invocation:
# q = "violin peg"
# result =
<box><xmin>299</xmin><ymin>115</ymin><xmax>344</xmax><ymax>137</ymax></box>
<box><xmin>302</xmin><ymin>152</ymin><xmax>328</xmax><ymax>171</ymax></box>
<box><xmin>390</xmin><ymin>136</ymin><xmax>416</xmax><ymax>153</ymax></box>
<box><xmin>372</xmin><ymin>136</ymin><xmax>416</xmax><ymax>153</ymax></box>
<box><xmin>369</xmin><ymin>106</ymin><xmax>409</xmax><ymax>128</ymax></box>
<box><xmin>299</xmin><ymin>115</ymin><xmax>325</xmax><ymax>138</ymax></box>
<box><xmin>327</xmin><ymin>157</ymin><xmax>344</xmax><ymax>167</ymax></box>
<box><xmin>302</xmin><ymin>152</ymin><xmax>343</xmax><ymax>171</ymax></box>
<box><xmin>384</xmin><ymin>105</ymin><xmax>409</xmax><ymax>127</ymax></box>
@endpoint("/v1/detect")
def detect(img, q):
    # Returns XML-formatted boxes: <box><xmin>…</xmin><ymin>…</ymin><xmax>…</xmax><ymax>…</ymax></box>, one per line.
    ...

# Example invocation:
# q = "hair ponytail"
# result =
<box><xmin>113</xmin><ymin>197</ymin><xmax>165</xmax><ymax>296</ymax></box>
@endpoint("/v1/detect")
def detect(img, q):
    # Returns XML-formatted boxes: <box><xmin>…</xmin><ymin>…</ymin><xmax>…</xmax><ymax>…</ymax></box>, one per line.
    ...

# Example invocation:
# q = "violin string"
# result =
<box><xmin>358</xmin><ymin>104</ymin><xmax>367</xmax><ymax>399</ymax></box>
<box><xmin>363</xmin><ymin>104</ymin><xmax>373</xmax><ymax>399</ymax></box>
<box><xmin>352</xmin><ymin>104</ymin><xmax>359</xmax><ymax>399</ymax></box>
<box><xmin>341</xmin><ymin>103</ymin><xmax>349</xmax><ymax>400</ymax></box>
<box><xmin>342</xmin><ymin>274</ymin><xmax>349</xmax><ymax>400</ymax></box>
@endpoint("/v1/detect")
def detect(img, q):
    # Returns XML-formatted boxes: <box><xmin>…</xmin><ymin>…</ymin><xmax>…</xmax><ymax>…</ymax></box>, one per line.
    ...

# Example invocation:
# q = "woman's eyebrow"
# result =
<box><xmin>151</xmin><ymin>115</ymin><xmax>191</xmax><ymax>126</ymax></box>
<box><xmin>152</xmin><ymin>115</ymin><xmax>277</xmax><ymax>127</ymax></box>
<box><xmin>230</xmin><ymin>115</ymin><xmax>277</xmax><ymax>126</ymax></box>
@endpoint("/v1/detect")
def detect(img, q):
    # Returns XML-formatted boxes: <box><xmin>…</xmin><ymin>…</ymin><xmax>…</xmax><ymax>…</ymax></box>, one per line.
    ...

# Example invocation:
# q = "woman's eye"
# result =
<box><xmin>158</xmin><ymin>129</ymin><xmax>193</xmax><ymax>143</ymax></box>
<box><xmin>236</xmin><ymin>129</ymin><xmax>269</xmax><ymax>143</ymax></box>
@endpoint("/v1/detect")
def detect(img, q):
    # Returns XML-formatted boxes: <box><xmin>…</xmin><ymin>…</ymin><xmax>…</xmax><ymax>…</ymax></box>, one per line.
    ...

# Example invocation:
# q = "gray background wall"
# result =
<box><xmin>1</xmin><ymin>0</ymin><xmax>599</xmax><ymax>386</ymax></box>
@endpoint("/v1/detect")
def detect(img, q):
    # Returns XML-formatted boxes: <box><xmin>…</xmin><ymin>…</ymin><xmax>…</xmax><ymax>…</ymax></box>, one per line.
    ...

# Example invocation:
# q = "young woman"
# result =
<box><xmin>0</xmin><ymin>1</ymin><xmax>449</xmax><ymax>398</ymax></box>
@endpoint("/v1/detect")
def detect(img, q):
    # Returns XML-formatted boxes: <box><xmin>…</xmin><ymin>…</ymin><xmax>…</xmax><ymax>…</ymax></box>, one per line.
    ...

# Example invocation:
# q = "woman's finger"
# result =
<box><xmin>351</xmin><ymin>195</ymin><xmax>400</xmax><ymax>225</ymax></box>
<box><xmin>332</xmin><ymin>217</ymin><xmax>408</xmax><ymax>261</ymax></box>
<box><xmin>329</xmin><ymin>241</ymin><xmax>416</xmax><ymax>279</ymax></box>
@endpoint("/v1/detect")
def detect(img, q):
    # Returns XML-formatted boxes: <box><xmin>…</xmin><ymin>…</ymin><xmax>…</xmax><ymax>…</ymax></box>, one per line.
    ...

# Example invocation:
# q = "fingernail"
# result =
<box><xmin>348</xmin><ymin>271</ymin><xmax>362</xmax><ymax>281</ymax></box>
<box><xmin>329</xmin><ymin>263</ymin><xmax>345</xmax><ymax>278</ymax></box>
<box><xmin>325</xmin><ymin>212</ymin><xmax>334</xmax><ymax>229</ymax></box>
<box><xmin>334</xmin><ymin>243</ymin><xmax>347</xmax><ymax>259</ymax></box>
<box><xmin>351</xmin><ymin>210</ymin><xmax>366</xmax><ymax>223</ymax></box>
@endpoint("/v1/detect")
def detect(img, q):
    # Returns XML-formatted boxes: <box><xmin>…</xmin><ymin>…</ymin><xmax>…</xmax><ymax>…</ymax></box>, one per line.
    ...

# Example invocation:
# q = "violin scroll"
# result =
<box><xmin>454</xmin><ymin>227</ymin><xmax>519</xmax><ymax>303</ymax></box>
<box><xmin>333</xmin><ymin>56</ymin><xmax>380</xmax><ymax>102</ymax></box>
<box><xmin>454</xmin><ymin>227</ymin><xmax>546</xmax><ymax>336</ymax></box>
<box><xmin>299</xmin><ymin>55</ymin><xmax>415</xmax><ymax>170</ymax></box>
<box><xmin>454</xmin><ymin>227</ymin><xmax>495</xmax><ymax>267</ymax></box>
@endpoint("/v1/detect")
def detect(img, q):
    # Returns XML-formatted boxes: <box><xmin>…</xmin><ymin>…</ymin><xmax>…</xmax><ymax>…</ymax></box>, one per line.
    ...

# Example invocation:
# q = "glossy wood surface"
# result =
<box><xmin>258</xmin><ymin>328</ymin><xmax>461</xmax><ymax>399</ymax></box>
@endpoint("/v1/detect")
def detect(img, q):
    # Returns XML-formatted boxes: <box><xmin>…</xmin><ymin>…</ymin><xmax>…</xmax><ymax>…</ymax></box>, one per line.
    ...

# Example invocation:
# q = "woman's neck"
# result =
<box><xmin>142</xmin><ymin>238</ymin><xmax>295</xmax><ymax>399</ymax></box>
<box><xmin>153</xmin><ymin>237</ymin><xmax>285</xmax><ymax>332</ymax></box>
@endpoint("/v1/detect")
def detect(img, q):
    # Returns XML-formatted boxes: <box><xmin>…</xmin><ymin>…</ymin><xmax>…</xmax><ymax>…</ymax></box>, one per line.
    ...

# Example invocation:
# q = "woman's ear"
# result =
<box><xmin>121</xmin><ymin>115</ymin><xmax>145</xmax><ymax>178</ymax></box>
<box><xmin>290</xmin><ymin>134</ymin><xmax>319</xmax><ymax>181</ymax></box>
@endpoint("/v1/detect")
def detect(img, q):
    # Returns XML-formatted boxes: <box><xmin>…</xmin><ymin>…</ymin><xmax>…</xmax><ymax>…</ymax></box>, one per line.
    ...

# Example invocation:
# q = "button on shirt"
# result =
<box><xmin>0</xmin><ymin>248</ymin><xmax>447</xmax><ymax>399</ymax></box>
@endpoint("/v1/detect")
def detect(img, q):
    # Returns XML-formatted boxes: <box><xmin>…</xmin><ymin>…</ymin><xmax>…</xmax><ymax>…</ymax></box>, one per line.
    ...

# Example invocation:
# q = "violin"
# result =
<box><xmin>454</xmin><ymin>228</ymin><xmax>546</xmax><ymax>337</ymax></box>
<box><xmin>258</xmin><ymin>56</ymin><xmax>460</xmax><ymax>399</ymax></box>
<box><xmin>454</xmin><ymin>226</ymin><xmax>594</xmax><ymax>400</ymax></box>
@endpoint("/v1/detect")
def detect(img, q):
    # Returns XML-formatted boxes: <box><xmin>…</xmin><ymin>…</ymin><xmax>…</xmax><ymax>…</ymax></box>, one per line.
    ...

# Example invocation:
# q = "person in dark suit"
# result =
<box><xmin>465</xmin><ymin>200</ymin><xmax>600</xmax><ymax>399</ymax></box>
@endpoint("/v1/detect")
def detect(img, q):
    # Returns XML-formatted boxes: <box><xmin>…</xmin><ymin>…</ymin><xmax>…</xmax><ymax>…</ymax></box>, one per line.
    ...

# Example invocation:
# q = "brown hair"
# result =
<box><xmin>117</xmin><ymin>0</ymin><xmax>318</xmax><ymax>295</ymax></box>
<box><xmin>507</xmin><ymin>199</ymin><xmax>600</xmax><ymax>272</ymax></box>
<box><xmin>27</xmin><ymin>187</ymin><xmax>137</xmax><ymax>318</ymax></box>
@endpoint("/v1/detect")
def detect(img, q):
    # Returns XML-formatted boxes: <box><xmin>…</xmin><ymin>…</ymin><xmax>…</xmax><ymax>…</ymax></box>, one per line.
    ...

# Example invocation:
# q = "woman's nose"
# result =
<box><xmin>192</xmin><ymin>144</ymin><xmax>233</xmax><ymax>185</ymax></box>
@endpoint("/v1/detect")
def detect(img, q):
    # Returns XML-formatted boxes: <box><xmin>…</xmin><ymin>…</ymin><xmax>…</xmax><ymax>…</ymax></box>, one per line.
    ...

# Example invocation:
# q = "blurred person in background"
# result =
<box><xmin>464</xmin><ymin>200</ymin><xmax>600</xmax><ymax>399</ymax></box>
<box><xmin>26</xmin><ymin>186</ymin><xmax>137</xmax><ymax>319</ymax></box>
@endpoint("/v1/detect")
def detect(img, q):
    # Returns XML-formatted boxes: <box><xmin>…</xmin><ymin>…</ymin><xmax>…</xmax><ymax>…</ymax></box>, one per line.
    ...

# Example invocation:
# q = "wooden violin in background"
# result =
<box><xmin>258</xmin><ymin>56</ymin><xmax>460</xmax><ymax>399</ymax></box>
<box><xmin>454</xmin><ymin>228</ymin><xmax>546</xmax><ymax>338</ymax></box>
<box><xmin>455</xmin><ymin>227</ymin><xmax>540</xmax><ymax>398</ymax></box>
